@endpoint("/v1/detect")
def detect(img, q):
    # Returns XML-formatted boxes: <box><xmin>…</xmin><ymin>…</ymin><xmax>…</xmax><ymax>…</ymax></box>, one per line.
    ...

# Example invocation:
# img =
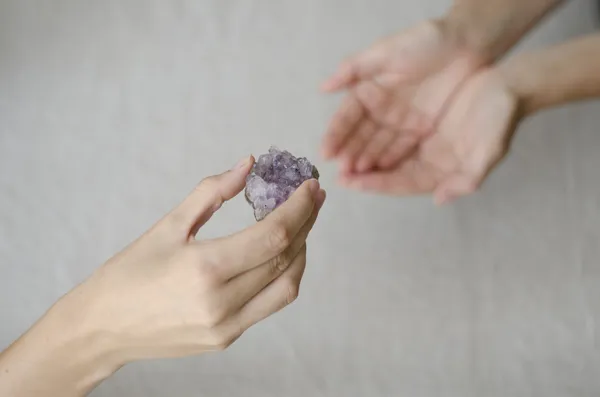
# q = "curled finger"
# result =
<box><xmin>219</xmin><ymin>189</ymin><xmax>325</xmax><ymax>313</ymax></box>
<box><xmin>234</xmin><ymin>245</ymin><xmax>308</xmax><ymax>332</ymax></box>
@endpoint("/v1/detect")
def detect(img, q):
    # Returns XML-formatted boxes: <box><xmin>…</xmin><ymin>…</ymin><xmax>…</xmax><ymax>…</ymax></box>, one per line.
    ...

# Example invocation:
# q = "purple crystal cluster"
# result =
<box><xmin>245</xmin><ymin>147</ymin><xmax>319</xmax><ymax>221</ymax></box>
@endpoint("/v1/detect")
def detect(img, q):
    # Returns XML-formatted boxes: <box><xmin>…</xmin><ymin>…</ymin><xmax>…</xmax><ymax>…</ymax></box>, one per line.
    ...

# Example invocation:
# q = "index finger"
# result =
<box><xmin>320</xmin><ymin>38</ymin><xmax>390</xmax><ymax>93</ymax></box>
<box><xmin>203</xmin><ymin>178</ymin><xmax>320</xmax><ymax>279</ymax></box>
<box><xmin>321</xmin><ymin>95</ymin><xmax>364</xmax><ymax>160</ymax></box>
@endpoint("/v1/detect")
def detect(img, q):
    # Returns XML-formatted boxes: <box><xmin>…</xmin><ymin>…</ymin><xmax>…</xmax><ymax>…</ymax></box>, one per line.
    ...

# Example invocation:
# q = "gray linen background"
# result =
<box><xmin>1</xmin><ymin>1</ymin><xmax>600</xmax><ymax>396</ymax></box>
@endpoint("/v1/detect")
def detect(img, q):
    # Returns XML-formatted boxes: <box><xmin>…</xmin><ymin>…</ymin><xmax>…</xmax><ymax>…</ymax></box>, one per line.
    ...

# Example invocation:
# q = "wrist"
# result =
<box><xmin>442</xmin><ymin>6</ymin><xmax>497</xmax><ymax>63</ymax></box>
<box><xmin>496</xmin><ymin>55</ymin><xmax>541</xmax><ymax>117</ymax></box>
<box><xmin>499</xmin><ymin>33</ymin><xmax>600</xmax><ymax>116</ymax></box>
<box><xmin>0</xmin><ymin>287</ymin><xmax>125</xmax><ymax>396</ymax></box>
<box><xmin>47</xmin><ymin>290</ymin><xmax>126</xmax><ymax>374</ymax></box>
<box><xmin>443</xmin><ymin>0</ymin><xmax>564</xmax><ymax>63</ymax></box>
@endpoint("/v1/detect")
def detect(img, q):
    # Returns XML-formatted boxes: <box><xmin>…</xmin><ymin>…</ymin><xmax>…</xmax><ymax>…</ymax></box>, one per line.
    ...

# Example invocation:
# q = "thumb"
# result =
<box><xmin>321</xmin><ymin>41</ymin><xmax>389</xmax><ymax>92</ymax></box>
<box><xmin>171</xmin><ymin>155</ymin><xmax>254</xmax><ymax>237</ymax></box>
<box><xmin>433</xmin><ymin>174</ymin><xmax>479</xmax><ymax>206</ymax></box>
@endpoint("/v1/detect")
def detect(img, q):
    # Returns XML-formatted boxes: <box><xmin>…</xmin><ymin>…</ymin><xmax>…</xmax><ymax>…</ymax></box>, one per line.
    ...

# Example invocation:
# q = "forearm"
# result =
<box><xmin>500</xmin><ymin>33</ymin><xmax>600</xmax><ymax>115</ymax></box>
<box><xmin>444</xmin><ymin>0</ymin><xmax>565</xmax><ymax>62</ymax></box>
<box><xmin>0</xmin><ymin>293</ymin><xmax>122</xmax><ymax>397</ymax></box>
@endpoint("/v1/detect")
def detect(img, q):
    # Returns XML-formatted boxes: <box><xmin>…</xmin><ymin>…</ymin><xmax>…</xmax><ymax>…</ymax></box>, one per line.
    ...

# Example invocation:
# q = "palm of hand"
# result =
<box><xmin>340</xmin><ymin>69</ymin><xmax>519</xmax><ymax>204</ymax></box>
<box><xmin>321</xmin><ymin>21</ymin><xmax>483</xmax><ymax>173</ymax></box>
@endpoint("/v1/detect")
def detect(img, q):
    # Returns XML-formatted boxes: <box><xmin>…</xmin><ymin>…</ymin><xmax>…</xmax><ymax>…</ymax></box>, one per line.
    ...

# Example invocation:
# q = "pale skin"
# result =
<box><xmin>0</xmin><ymin>156</ymin><xmax>326</xmax><ymax>397</ymax></box>
<box><xmin>326</xmin><ymin>33</ymin><xmax>600</xmax><ymax>203</ymax></box>
<box><xmin>320</xmin><ymin>0</ymin><xmax>574</xmax><ymax>203</ymax></box>
<box><xmin>3</xmin><ymin>0</ymin><xmax>600</xmax><ymax>395</ymax></box>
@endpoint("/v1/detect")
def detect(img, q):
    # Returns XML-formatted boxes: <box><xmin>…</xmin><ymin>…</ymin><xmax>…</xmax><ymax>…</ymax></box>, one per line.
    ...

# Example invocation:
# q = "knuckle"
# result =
<box><xmin>196</xmin><ymin>175</ymin><xmax>219</xmax><ymax>193</ymax></box>
<box><xmin>269</xmin><ymin>253</ymin><xmax>289</xmax><ymax>274</ymax></box>
<box><xmin>488</xmin><ymin>138</ymin><xmax>509</xmax><ymax>162</ymax></box>
<box><xmin>203</xmin><ymin>314</ymin><xmax>220</xmax><ymax>329</ymax></box>
<box><xmin>487</xmin><ymin>145</ymin><xmax>503</xmax><ymax>162</ymax></box>
<box><xmin>267</xmin><ymin>223</ymin><xmax>291</xmax><ymax>252</ymax></box>
<box><xmin>206</xmin><ymin>330</ymin><xmax>235</xmax><ymax>351</ymax></box>
<box><xmin>194</xmin><ymin>248</ymin><xmax>223</xmax><ymax>287</ymax></box>
<box><xmin>214</xmin><ymin>341</ymin><xmax>232</xmax><ymax>351</ymax></box>
<box><xmin>199</xmin><ymin>305</ymin><xmax>227</xmax><ymax>328</ymax></box>
<box><xmin>197</xmin><ymin>261</ymin><xmax>221</xmax><ymax>288</ymax></box>
<box><xmin>283</xmin><ymin>278</ymin><xmax>300</xmax><ymax>305</ymax></box>
<box><xmin>164</xmin><ymin>210</ymin><xmax>188</xmax><ymax>231</ymax></box>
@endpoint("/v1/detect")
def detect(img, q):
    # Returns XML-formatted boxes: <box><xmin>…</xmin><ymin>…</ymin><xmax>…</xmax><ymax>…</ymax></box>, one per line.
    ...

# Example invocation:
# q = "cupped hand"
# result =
<box><xmin>68</xmin><ymin>157</ymin><xmax>325</xmax><ymax>363</ymax></box>
<box><xmin>338</xmin><ymin>68</ymin><xmax>519</xmax><ymax>204</ymax></box>
<box><xmin>321</xmin><ymin>21</ymin><xmax>484</xmax><ymax>173</ymax></box>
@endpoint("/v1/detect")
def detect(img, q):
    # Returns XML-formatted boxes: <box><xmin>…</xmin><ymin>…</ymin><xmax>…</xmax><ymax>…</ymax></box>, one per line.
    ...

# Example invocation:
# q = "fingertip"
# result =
<box><xmin>292</xmin><ymin>179</ymin><xmax>321</xmax><ymax>205</ymax></box>
<box><xmin>307</xmin><ymin>178</ymin><xmax>321</xmax><ymax>197</ymax></box>
<box><xmin>322</xmin><ymin>63</ymin><xmax>355</xmax><ymax>92</ymax></box>
<box><xmin>355</xmin><ymin>157</ymin><xmax>373</xmax><ymax>173</ymax></box>
<box><xmin>338</xmin><ymin>157</ymin><xmax>354</xmax><ymax>175</ymax></box>
<box><xmin>377</xmin><ymin>156</ymin><xmax>396</xmax><ymax>170</ymax></box>
<box><xmin>316</xmin><ymin>189</ymin><xmax>326</xmax><ymax>209</ymax></box>
<box><xmin>321</xmin><ymin>74</ymin><xmax>344</xmax><ymax>92</ymax></box>
<box><xmin>435</xmin><ymin>176</ymin><xmax>478</xmax><ymax>205</ymax></box>
<box><xmin>233</xmin><ymin>155</ymin><xmax>254</xmax><ymax>174</ymax></box>
<box><xmin>320</xmin><ymin>80</ymin><xmax>339</xmax><ymax>93</ymax></box>
<box><xmin>337</xmin><ymin>173</ymin><xmax>354</xmax><ymax>188</ymax></box>
<box><xmin>433</xmin><ymin>194</ymin><xmax>448</xmax><ymax>206</ymax></box>
<box><xmin>437</xmin><ymin>195</ymin><xmax>456</xmax><ymax>206</ymax></box>
<box><xmin>322</xmin><ymin>142</ymin><xmax>344</xmax><ymax>160</ymax></box>
<box><xmin>320</xmin><ymin>145</ymin><xmax>334</xmax><ymax>160</ymax></box>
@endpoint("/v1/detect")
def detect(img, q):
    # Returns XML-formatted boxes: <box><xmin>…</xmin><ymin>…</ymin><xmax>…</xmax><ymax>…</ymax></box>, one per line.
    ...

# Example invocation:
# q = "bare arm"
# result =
<box><xmin>0</xmin><ymin>162</ymin><xmax>325</xmax><ymax>397</ymax></box>
<box><xmin>500</xmin><ymin>33</ymin><xmax>600</xmax><ymax>115</ymax></box>
<box><xmin>0</xmin><ymin>295</ymin><xmax>121</xmax><ymax>397</ymax></box>
<box><xmin>444</xmin><ymin>0</ymin><xmax>566</xmax><ymax>61</ymax></box>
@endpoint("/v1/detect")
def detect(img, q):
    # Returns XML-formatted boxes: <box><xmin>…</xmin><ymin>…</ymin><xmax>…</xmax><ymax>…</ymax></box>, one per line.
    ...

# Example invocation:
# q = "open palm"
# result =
<box><xmin>338</xmin><ymin>69</ymin><xmax>520</xmax><ymax>205</ymax></box>
<box><xmin>321</xmin><ymin>21</ymin><xmax>484</xmax><ymax>173</ymax></box>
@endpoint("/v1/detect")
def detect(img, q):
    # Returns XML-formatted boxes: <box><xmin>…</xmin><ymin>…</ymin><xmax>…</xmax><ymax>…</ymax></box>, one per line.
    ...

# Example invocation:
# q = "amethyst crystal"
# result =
<box><xmin>245</xmin><ymin>147</ymin><xmax>319</xmax><ymax>221</ymax></box>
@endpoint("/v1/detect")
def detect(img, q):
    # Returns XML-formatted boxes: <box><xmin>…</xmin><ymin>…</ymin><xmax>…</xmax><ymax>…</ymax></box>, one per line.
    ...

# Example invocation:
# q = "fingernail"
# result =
<box><xmin>234</xmin><ymin>156</ymin><xmax>250</xmax><ymax>169</ymax></box>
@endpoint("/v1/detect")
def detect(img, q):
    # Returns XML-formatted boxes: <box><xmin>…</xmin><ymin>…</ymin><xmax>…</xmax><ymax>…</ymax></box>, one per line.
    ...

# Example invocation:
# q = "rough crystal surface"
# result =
<box><xmin>245</xmin><ymin>146</ymin><xmax>319</xmax><ymax>221</ymax></box>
